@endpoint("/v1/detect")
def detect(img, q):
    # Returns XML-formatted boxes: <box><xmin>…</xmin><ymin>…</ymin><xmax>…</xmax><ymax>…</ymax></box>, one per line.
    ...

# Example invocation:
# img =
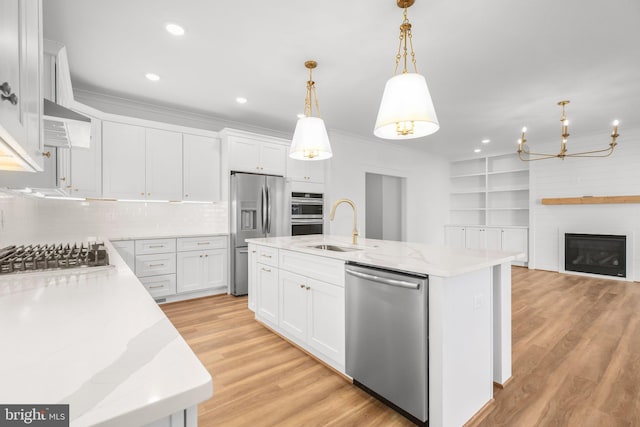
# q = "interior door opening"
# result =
<box><xmin>365</xmin><ymin>173</ymin><xmax>406</xmax><ymax>241</ymax></box>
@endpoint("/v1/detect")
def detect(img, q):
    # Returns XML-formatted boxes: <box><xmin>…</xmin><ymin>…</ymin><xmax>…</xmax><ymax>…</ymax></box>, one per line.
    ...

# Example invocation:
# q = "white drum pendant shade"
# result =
<box><xmin>289</xmin><ymin>116</ymin><xmax>333</xmax><ymax>160</ymax></box>
<box><xmin>374</xmin><ymin>72</ymin><xmax>440</xmax><ymax>140</ymax></box>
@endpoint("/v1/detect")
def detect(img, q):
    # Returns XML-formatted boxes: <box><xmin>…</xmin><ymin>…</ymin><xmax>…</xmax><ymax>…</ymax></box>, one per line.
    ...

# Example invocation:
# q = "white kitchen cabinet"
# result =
<box><xmin>0</xmin><ymin>0</ymin><xmax>43</xmax><ymax>172</ymax></box>
<box><xmin>70</xmin><ymin>115</ymin><xmax>102</xmax><ymax>197</ymax></box>
<box><xmin>465</xmin><ymin>226</ymin><xmax>501</xmax><ymax>250</ymax></box>
<box><xmin>111</xmin><ymin>240</ymin><xmax>135</xmax><ymax>272</ymax></box>
<box><xmin>102</xmin><ymin>122</ymin><xmax>182</xmax><ymax>201</ymax></box>
<box><xmin>136</xmin><ymin>253</ymin><xmax>177</xmax><ymax>277</ymax></box>
<box><xmin>223</xmin><ymin>129</ymin><xmax>287</xmax><ymax>176</ymax></box>
<box><xmin>307</xmin><ymin>277</ymin><xmax>344</xmax><ymax>363</ymax></box>
<box><xmin>145</xmin><ymin>128</ymin><xmax>182</xmax><ymax>201</ymax></box>
<box><xmin>256</xmin><ymin>262</ymin><xmax>279</xmax><ymax>327</ymax></box>
<box><xmin>139</xmin><ymin>274</ymin><xmax>177</xmax><ymax>299</ymax></box>
<box><xmin>501</xmin><ymin>227</ymin><xmax>528</xmax><ymax>261</ymax></box>
<box><xmin>279</xmin><ymin>270</ymin><xmax>308</xmax><ymax>342</ymax></box>
<box><xmin>102</xmin><ymin>121</ymin><xmax>146</xmax><ymax>199</ymax></box>
<box><xmin>286</xmin><ymin>156</ymin><xmax>325</xmax><ymax>184</ymax></box>
<box><xmin>177</xmin><ymin>249</ymin><xmax>227</xmax><ymax>294</ymax></box>
<box><xmin>445</xmin><ymin>226</ymin><xmax>466</xmax><ymax>249</ymax></box>
<box><xmin>248</xmin><ymin>245</ymin><xmax>257</xmax><ymax>312</ymax></box>
<box><xmin>183</xmin><ymin>133</ymin><xmax>220</xmax><ymax>202</ymax></box>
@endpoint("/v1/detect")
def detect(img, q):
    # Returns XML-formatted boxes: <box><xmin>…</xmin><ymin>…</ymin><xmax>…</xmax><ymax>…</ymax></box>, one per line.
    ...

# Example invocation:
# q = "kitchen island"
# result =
<box><xmin>0</xmin><ymin>241</ymin><xmax>212</xmax><ymax>426</ymax></box>
<box><xmin>247</xmin><ymin>235</ymin><xmax>519</xmax><ymax>427</ymax></box>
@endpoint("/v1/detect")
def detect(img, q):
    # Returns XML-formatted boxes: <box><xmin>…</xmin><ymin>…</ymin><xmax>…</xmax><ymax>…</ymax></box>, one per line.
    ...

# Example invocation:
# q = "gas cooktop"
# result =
<box><xmin>0</xmin><ymin>242</ymin><xmax>110</xmax><ymax>275</ymax></box>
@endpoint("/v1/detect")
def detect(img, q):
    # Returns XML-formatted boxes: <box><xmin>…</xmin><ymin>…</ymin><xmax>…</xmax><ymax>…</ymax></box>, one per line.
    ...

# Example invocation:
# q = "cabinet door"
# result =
<box><xmin>279</xmin><ymin>270</ymin><xmax>307</xmax><ymax>342</ymax></box>
<box><xmin>139</xmin><ymin>274</ymin><xmax>177</xmax><ymax>299</ymax></box>
<box><xmin>202</xmin><ymin>249</ymin><xmax>227</xmax><ymax>289</ymax></box>
<box><xmin>256</xmin><ymin>263</ymin><xmax>279</xmax><ymax>327</ymax></box>
<box><xmin>229</xmin><ymin>136</ymin><xmax>261</xmax><ymax>173</ymax></box>
<box><xmin>502</xmin><ymin>228</ymin><xmax>528</xmax><ymax>261</ymax></box>
<box><xmin>445</xmin><ymin>226</ymin><xmax>466</xmax><ymax>248</ymax></box>
<box><xmin>485</xmin><ymin>227</ymin><xmax>502</xmax><ymax>250</ymax></box>
<box><xmin>111</xmin><ymin>240</ymin><xmax>135</xmax><ymax>272</ymax></box>
<box><xmin>286</xmin><ymin>156</ymin><xmax>325</xmax><ymax>183</ymax></box>
<box><xmin>102</xmin><ymin>121</ymin><xmax>146</xmax><ymax>199</ymax></box>
<box><xmin>465</xmin><ymin>227</ymin><xmax>484</xmax><ymax>249</ymax></box>
<box><xmin>145</xmin><ymin>128</ymin><xmax>182</xmax><ymax>201</ymax></box>
<box><xmin>307</xmin><ymin>277</ymin><xmax>345</xmax><ymax>365</ymax></box>
<box><xmin>183</xmin><ymin>134</ymin><xmax>220</xmax><ymax>201</ymax></box>
<box><xmin>259</xmin><ymin>142</ymin><xmax>286</xmax><ymax>176</ymax></box>
<box><xmin>71</xmin><ymin>116</ymin><xmax>102</xmax><ymax>197</ymax></box>
<box><xmin>56</xmin><ymin>147</ymin><xmax>71</xmax><ymax>192</ymax></box>
<box><xmin>0</xmin><ymin>0</ymin><xmax>43</xmax><ymax>171</ymax></box>
<box><xmin>176</xmin><ymin>251</ymin><xmax>204</xmax><ymax>293</ymax></box>
<box><xmin>248</xmin><ymin>245</ymin><xmax>257</xmax><ymax>312</ymax></box>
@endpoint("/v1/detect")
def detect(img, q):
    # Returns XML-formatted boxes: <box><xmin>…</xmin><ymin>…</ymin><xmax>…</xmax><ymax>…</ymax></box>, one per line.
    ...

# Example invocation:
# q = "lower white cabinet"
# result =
<box><xmin>139</xmin><ymin>274</ymin><xmax>177</xmax><ymax>299</ymax></box>
<box><xmin>177</xmin><ymin>249</ymin><xmax>227</xmax><ymax>293</ymax></box>
<box><xmin>445</xmin><ymin>225</ymin><xmax>529</xmax><ymax>263</ymax></box>
<box><xmin>248</xmin><ymin>247</ymin><xmax>257</xmax><ymax>312</ymax></box>
<box><xmin>250</xmin><ymin>243</ymin><xmax>345</xmax><ymax>371</ymax></box>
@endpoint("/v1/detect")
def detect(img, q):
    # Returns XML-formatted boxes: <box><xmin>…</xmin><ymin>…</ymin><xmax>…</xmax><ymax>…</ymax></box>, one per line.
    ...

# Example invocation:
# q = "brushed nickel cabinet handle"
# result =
<box><xmin>261</xmin><ymin>267</ymin><xmax>271</xmax><ymax>272</ymax></box>
<box><xmin>149</xmin><ymin>284</ymin><xmax>164</xmax><ymax>289</ymax></box>
<box><xmin>149</xmin><ymin>263</ymin><xmax>165</xmax><ymax>267</ymax></box>
<box><xmin>197</xmin><ymin>242</ymin><xmax>210</xmax><ymax>245</ymax></box>
<box><xmin>261</xmin><ymin>254</ymin><xmax>272</xmax><ymax>258</ymax></box>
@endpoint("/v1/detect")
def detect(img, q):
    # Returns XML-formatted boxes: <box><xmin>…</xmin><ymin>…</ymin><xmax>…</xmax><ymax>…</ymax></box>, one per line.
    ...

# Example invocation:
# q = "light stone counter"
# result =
<box><xmin>0</xmin><ymin>241</ymin><xmax>212</xmax><ymax>426</ymax></box>
<box><xmin>246</xmin><ymin>234</ymin><xmax>521</xmax><ymax>277</ymax></box>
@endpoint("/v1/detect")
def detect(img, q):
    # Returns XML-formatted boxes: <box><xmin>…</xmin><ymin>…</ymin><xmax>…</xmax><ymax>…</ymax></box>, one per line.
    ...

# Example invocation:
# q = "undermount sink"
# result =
<box><xmin>308</xmin><ymin>244</ymin><xmax>361</xmax><ymax>252</ymax></box>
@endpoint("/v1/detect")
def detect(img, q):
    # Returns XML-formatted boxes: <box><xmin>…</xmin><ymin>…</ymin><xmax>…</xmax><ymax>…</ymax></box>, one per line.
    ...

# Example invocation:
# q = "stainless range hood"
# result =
<box><xmin>43</xmin><ymin>98</ymin><xmax>91</xmax><ymax>148</ymax></box>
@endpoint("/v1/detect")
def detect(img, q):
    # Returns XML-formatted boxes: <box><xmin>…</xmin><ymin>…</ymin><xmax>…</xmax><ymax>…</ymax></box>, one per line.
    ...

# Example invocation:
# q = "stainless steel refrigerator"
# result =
<box><xmin>230</xmin><ymin>172</ymin><xmax>288</xmax><ymax>296</ymax></box>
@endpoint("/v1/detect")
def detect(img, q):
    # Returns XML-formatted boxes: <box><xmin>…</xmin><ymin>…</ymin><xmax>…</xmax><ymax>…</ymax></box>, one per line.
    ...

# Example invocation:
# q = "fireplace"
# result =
<box><xmin>564</xmin><ymin>233</ymin><xmax>626</xmax><ymax>278</ymax></box>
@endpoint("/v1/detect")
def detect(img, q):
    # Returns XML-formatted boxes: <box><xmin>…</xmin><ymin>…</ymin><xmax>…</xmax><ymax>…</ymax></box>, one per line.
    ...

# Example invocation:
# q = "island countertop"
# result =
<box><xmin>246</xmin><ymin>235</ymin><xmax>521</xmax><ymax>277</ymax></box>
<box><xmin>0</xmin><ymin>241</ymin><xmax>212</xmax><ymax>427</ymax></box>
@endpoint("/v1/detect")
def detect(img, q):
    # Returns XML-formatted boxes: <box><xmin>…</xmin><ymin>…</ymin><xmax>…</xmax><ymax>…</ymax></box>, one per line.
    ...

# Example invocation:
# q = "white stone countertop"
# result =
<box><xmin>108</xmin><ymin>233</ymin><xmax>228</xmax><ymax>241</ymax></box>
<box><xmin>0</xmin><ymin>241</ymin><xmax>213</xmax><ymax>426</ymax></box>
<box><xmin>246</xmin><ymin>235</ymin><xmax>521</xmax><ymax>277</ymax></box>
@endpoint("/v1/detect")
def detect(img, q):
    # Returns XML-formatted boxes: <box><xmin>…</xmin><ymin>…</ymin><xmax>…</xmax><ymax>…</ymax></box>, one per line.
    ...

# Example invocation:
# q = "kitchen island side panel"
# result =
<box><xmin>429</xmin><ymin>268</ymin><xmax>493</xmax><ymax>427</ymax></box>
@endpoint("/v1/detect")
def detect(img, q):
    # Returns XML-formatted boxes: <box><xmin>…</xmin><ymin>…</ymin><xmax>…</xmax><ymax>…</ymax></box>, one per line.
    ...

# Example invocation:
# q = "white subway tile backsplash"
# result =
<box><xmin>0</xmin><ymin>192</ymin><xmax>228</xmax><ymax>246</ymax></box>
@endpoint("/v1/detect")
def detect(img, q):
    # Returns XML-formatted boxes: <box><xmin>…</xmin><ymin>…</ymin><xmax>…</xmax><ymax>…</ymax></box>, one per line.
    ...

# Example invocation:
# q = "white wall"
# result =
<box><xmin>0</xmin><ymin>192</ymin><xmax>228</xmax><ymax>245</ymax></box>
<box><xmin>326</xmin><ymin>131</ymin><xmax>450</xmax><ymax>246</ymax></box>
<box><xmin>529</xmin><ymin>127</ymin><xmax>640</xmax><ymax>281</ymax></box>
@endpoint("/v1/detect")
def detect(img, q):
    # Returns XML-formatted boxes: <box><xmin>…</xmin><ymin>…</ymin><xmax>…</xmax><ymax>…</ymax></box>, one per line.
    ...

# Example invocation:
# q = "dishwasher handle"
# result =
<box><xmin>346</xmin><ymin>268</ymin><xmax>421</xmax><ymax>290</ymax></box>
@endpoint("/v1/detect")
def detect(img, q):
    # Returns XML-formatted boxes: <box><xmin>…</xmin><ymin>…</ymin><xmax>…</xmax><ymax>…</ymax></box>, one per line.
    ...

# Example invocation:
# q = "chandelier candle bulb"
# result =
<box><xmin>613</xmin><ymin>120</ymin><xmax>619</xmax><ymax>136</ymax></box>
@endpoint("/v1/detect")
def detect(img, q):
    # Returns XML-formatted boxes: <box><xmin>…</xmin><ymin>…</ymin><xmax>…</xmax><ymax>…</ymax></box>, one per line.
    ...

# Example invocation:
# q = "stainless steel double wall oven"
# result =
<box><xmin>290</xmin><ymin>192</ymin><xmax>324</xmax><ymax>236</ymax></box>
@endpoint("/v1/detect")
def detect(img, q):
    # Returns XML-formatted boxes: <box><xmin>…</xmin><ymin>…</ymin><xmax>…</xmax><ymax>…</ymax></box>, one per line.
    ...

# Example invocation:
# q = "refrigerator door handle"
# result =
<box><xmin>266</xmin><ymin>186</ymin><xmax>272</xmax><ymax>234</ymax></box>
<box><xmin>261</xmin><ymin>186</ymin><xmax>267</xmax><ymax>233</ymax></box>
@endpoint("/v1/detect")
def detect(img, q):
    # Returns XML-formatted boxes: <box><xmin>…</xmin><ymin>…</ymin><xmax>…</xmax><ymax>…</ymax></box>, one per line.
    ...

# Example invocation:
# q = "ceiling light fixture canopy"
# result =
<box><xmin>517</xmin><ymin>100</ymin><xmax>620</xmax><ymax>161</ymax></box>
<box><xmin>289</xmin><ymin>60</ymin><xmax>333</xmax><ymax>161</ymax></box>
<box><xmin>374</xmin><ymin>0</ymin><xmax>439</xmax><ymax>140</ymax></box>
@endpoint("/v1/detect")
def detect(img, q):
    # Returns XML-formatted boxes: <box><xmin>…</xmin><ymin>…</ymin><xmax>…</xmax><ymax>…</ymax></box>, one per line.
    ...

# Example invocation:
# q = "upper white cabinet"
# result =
<box><xmin>70</xmin><ymin>114</ymin><xmax>102</xmax><ymax>197</ymax></box>
<box><xmin>102</xmin><ymin>122</ymin><xmax>183</xmax><ymax>201</ymax></box>
<box><xmin>286</xmin><ymin>156</ymin><xmax>325</xmax><ymax>184</ymax></box>
<box><xmin>222</xmin><ymin>129</ymin><xmax>288</xmax><ymax>176</ymax></box>
<box><xmin>102</xmin><ymin>121</ymin><xmax>146</xmax><ymax>199</ymax></box>
<box><xmin>0</xmin><ymin>0</ymin><xmax>43</xmax><ymax>172</ymax></box>
<box><xmin>145</xmin><ymin>128</ymin><xmax>182</xmax><ymax>201</ymax></box>
<box><xmin>183</xmin><ymin>134</ymin><xmax>220</xmax><ymax>202</ymax></box>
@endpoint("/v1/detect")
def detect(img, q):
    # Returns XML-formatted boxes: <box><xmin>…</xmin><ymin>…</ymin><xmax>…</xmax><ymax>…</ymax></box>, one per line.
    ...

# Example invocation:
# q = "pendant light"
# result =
<box><xmin>374</xmin><ymin>0</ymin><xmax>439</xmax><ymax>140</ymax></box>
<box><xmin>289</xmin><ymin>60</ymin><xmax>333</xmax><ymax>161</ymax></box>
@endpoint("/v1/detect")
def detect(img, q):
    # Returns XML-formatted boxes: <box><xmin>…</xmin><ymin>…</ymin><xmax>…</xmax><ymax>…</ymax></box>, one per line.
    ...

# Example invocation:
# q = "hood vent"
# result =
<box><xmin>43</xmin><ymin>99</ymin><xmax>91</xmax><ymax>148</ymax></box>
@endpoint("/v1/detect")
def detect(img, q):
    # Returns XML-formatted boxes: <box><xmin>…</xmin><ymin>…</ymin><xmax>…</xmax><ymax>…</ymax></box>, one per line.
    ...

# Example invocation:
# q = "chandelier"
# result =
<box><xmin>374</xmin><ymin>0</ymin><xmax>439</xmax><ymax>140</ymax></box>
<box><xmin>517</xmin><ymin>100</ymin><xmax>620</xmax><ymax>161</ymax></box>
<box><xmin>289</xmin><ymin>60</ymin><xmax>333</xmax><ymax>161</ymax></box>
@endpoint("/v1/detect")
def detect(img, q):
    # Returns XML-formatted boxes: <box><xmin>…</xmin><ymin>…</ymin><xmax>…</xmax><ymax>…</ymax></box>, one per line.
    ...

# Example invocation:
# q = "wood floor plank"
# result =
<box><xmin>162</xmin><ymin>267</ymin><xmax>640</xmax><ymax>426</ymax></box>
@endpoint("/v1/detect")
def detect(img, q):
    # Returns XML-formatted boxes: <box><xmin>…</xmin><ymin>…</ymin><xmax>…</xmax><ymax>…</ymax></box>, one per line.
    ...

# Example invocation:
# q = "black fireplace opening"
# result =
<box><xmin>565</xmin><ymin>233</ymin><xmax>626</xmax><ymax>278</ymax></box>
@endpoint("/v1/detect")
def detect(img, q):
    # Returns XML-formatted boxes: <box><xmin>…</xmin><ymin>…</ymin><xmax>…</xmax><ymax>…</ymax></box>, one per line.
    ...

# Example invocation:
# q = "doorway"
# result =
<box><xmin>365</xmin><ymin>173</ymin><xmax>405</xmax><ymax>241</ymax></box>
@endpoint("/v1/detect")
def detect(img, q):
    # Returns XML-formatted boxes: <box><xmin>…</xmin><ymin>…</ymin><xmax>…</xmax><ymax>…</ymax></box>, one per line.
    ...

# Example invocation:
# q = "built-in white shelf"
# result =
<box><xmin>449</xmin><ymin>153</ymin><xmax>530</xmax><ymax>227</ymax></box>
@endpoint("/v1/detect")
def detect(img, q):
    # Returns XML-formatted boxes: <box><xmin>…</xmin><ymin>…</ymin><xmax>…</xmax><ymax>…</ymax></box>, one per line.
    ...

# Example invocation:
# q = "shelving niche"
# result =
<box><xmin>449</xmin><ymin>153</ymin><xmax>529</xmax><ymax>227</ymax></box>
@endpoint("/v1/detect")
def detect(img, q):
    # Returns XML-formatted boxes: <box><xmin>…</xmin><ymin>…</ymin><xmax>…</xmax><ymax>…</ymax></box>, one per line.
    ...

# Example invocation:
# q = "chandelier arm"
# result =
<box><xmin>517</xmin><ymin>152</ymin><xmax>560</xmax><ymax>162</ymax></box>
<box><xmin>564</xmin><ymin>147</ymin><xmax>616</xmax><ymax>158</ymax></box>
<box><xmin>311</xmin><ymin>85</ymin><xmax>321</xmax><ymax>118</ymax></box>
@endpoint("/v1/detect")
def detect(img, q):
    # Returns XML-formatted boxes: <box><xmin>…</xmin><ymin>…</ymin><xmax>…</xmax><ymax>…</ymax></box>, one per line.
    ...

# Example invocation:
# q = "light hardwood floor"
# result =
<box><xmin>161</xmin><ymin>267</ymin><xmax>640</xmax><ymax>426</ymax></box>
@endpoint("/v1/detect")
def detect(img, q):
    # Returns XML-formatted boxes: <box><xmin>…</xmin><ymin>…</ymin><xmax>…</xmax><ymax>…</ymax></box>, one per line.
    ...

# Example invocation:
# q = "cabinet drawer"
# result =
<box><xmin>177</xmin><ymin>236</ymin><xmax>227</xmax><ymax>252</ymax></box>
<box><xmin>279</xmin><ymin>250</ymin><xmax>345</xmax><ymax>287</ymax></box>
<box><xmin>139</xmin><ymin>274</ymin><xmax>177</xmax><ymax>298</ymax></box>
<box><xmin>135</xmin><ymin>238</ymin><xmax>176</xmax><ymax>255</ymax></box>
<box><xmin>136</xmin><ymin>253</ymin><xmax>176</xmax><ymax>277</ymax></box>
<box><xmin>256</xmin><ymin>246</ymin><xmax>279</xmax><ymax>267</ymax></box>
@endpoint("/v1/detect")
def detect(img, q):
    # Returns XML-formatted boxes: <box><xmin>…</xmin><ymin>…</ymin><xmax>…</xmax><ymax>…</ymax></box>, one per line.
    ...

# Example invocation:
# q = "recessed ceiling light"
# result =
<box><xmin>474</xmin><ymin>148</ymin><xmax>482</xmax><ymax>153</ymax></box>
<box><xmin>297</xmin><ymin>113</ymin><xmax>305</xmax><ymax>119</ymax></box>
<box><xmin>166</xmin><ymin>23</ymin><xmax>185</xmax><ymax>36</ymax></box>
<box><xmin>145</xmin><ymin>73</ymin><xmax>160</xmax><ymax>82</ymax></box>
<box><xmin>236</xmin><ymin>97</ymin><xmax>248</xmax><ymax>104</ymax></box>
<box><xmin>481</xmin><ymin>139</ymin><xmax>490</xmax><ymax>144</ymax></box>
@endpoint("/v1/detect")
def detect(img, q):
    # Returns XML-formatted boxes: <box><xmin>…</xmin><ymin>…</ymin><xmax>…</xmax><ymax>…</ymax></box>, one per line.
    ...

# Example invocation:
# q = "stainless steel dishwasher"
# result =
<box><xmin>345</xmin><ymin>262</ymin><xmax>429</xmax><ymax>425</ymax></box>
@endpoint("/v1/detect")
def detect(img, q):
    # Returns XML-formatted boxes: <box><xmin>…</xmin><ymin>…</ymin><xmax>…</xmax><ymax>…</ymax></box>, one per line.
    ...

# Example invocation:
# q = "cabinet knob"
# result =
<box><xmin>0</xmin><ymin>82</ymin><xmax>18</xmax><ymax>105</ymax></box>
<box><xmin>147</xmin><ymin>193</ymin><xmax>151</xmax><ymax>196</ymax></box>
<box><xmin>200</xmin><ymin>255</ymin><xmax>203</xmax><ymax>258</ymax></box>
<box><xmin>74</xmin><ymin>189</ymin><xmax>78</xmax><ymax>192</ymax></box>
<box><xmin>66</xmin><ymin>185</ymin><xmax>72</xmax><ymax>189</ymax></box>
<box><xmin>205</xmin><ymin>254</ymin><xmax>209</xmax><ymax>257</ymax></box>
<box><xmin>185</xmin><ymin>194</ymin><xmax>189</xmax><ymax>197</ymax></box>
<box><xmin>306</xmin><ymin>286</ymin><xmax>311</xmax><ymax>290</ymax></box>
<box><xmin>256</xmin><ymin>166</ymin><xmax>260</xmax><ymax>170</ymax></box>
<box><xmin>59</xmin><ymin>177</ymin><xmax>66</xmax><ymax>182</ymax></box>
<box><xmin>140</xmin><ymin>192</ymin><xmax>145</xmax><ymax>195</ymax></box>
<box><xmin>299</xmin><ymin>284</ymin><xmax>305</xmax><ymax>289</ymax></box>
<box><xmin>42</xmin><ymin>151</ymin><xmax>51</xmax><ymax>158</ymax></box>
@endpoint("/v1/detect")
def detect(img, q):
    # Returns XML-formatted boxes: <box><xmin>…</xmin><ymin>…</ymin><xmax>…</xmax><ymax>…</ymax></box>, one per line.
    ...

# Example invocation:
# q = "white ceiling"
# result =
<box><xmin>43</xmin><ymin>0</ymin><xmax>640</xmax><ymax>159</ymax></box>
